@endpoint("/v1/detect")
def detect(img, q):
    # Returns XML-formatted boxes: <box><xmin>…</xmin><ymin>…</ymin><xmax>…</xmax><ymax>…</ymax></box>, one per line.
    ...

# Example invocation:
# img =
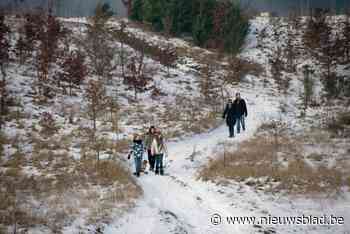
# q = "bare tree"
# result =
<box><xmin>284</xmin><ymin>25</ymin><xmax>297</xmax><ymax>73</ymax></box>
<box><xmin>160</xmin><ymin>43</ymin><xmax>176</xmax><ymax>77</ymax></box>
<box><xmin>342</xmin><ymin>14</ymin><xmax>350</xmax><ymax>62</ymax></box>
<box><xmin>301</xmin><ymin>64</ymin><xmax>315</xmax><ymax>115</ymax></box>
<box><xmin>269</xmin><ymin>46</ymin><xmax>284</xmax><ymax>93</ymax></box>
<box><xmin>199</xmin><ymin>63</ymin><xmax>220</xmax><ymax>112</ymax></box>
<box><xmin>33</xmin><ymin>11</ymin><xmax>63</xmax><ymax>99</ymax></box>
<box><xmin>0</xmin><ymin>14</ymin><xmax>10</xmax><ymax>129</ymax></box>
<box><xmin>58</xmin><ymin>50</ymin><xmax>87</xmax><ymax>96</ymax></box>
<box><xmin>124</xmin><ymin>50</ymin><xmax>153</xmax><ymax>100</ymax></box>
<box><xmin>85</xmin><ymin>80</ymin><xmax>108</xmax><ymax>161</ymax></box>
<box><xmin>116</xmin><ymin>21</ymin><xmax>128</xmax><ymax>78</ymax></box>
<box><xmin>83</xmin><ymin>4</ymin><xmax>117</xmax><ymax>84</ymax></box>
<box><xmin>85</xmin><ymin>80</ymin><xmax>107</xmax><ymax>133</ymax></box>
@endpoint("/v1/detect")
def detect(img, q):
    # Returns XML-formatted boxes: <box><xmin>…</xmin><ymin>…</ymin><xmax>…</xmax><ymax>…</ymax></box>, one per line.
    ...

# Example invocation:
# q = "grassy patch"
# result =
<box><xmin>199</xmin><ymin>135</ymin><xmax>346</xmax><ymax>195</ymax></box>
<box><xmin>0</xmin><ymin>129</ymin><xmax>142</xmax><ymax>233</ymax></box>
<box><xmin>327</xmin><ymin>111</ymin><xmax>350</xmax><ymax>137</ymax></box>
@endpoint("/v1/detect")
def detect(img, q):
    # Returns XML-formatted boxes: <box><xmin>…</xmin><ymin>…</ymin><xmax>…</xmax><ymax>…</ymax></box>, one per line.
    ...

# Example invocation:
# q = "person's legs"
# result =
<box><xmin>229</xmin><ymin>124</ymin><xmax>234</xmax><ymax>137</ymax></box>
<box><xmin>159</xmin><ymin>154</ymin><xmax>164</xmax><ymax>175</ymax></box>
<box><xmin>148</xmin><ymin>149</ymin><xmax>155</xmax><ymax>171</ymax></box>
<box><xmin>241</xmin><ymin>116</ymin><xmax>246</xmax><ymax>131</ymax></box>
<box><xmin>134</xmin><ymin>157</ymin><xmax>141</xmax><ymax>176</ymax></box>
<box><xmin>236</xmin><ymin>116</ymin><xmax>241</xmax><ymax>134</ymax></box>
<box><xmin>155</xmin><ymin>154</ymin><xmax>160</xmax><ymax>175</ymax></box>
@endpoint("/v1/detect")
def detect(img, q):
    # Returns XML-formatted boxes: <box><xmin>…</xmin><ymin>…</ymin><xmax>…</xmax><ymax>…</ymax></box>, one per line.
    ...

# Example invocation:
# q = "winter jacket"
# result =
<box><xmin>233</xmin><ymin>99</ymin><xmax>248</xmax><ymax>117</ymax></box>
<box><xmin>130</xmin><ymin>140</ymin><xmax>144</xmax><ymax>159</ymax></box>
<box><xmin>223</xmin><ymin>103</ymin><xmax>236</xmax><ymax>126</ymax></box>
<box><xmin>144</xmin><ymin>133</ymin><xmax>156</xmax><ymax>150</ymax></box>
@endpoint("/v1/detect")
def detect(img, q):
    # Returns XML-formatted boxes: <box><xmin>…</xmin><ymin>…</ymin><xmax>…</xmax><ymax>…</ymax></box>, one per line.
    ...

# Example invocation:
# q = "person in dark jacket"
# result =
<box><xmin>144</xmin><ymin>126</ymin><xmax>156</xmax><ymax>171</ymax></box>
<box><xmin>223</xmin><ymin>98</ymin><xmax>236</xmax><ymax>137</ymax></box>
<box><xmin>128</xmin><ymin>133</ymin><xmax>144</xmax><ymax>177</ymax></box>
<box><xmin>233</xmin><ymin>92</ymin><xmax>247</xmax><ymax>134</ymax></box>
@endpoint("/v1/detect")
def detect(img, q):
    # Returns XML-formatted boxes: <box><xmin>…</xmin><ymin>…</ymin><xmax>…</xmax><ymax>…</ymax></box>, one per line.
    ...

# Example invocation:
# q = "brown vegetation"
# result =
<box><xmin>200</xmin><ymin>131</ymin><xmax>348</xmax><ymax>195</ymax></box>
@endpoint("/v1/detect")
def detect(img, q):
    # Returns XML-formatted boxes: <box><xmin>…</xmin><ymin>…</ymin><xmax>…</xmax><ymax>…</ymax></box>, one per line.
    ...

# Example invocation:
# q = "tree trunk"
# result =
<box><xmin>93</xmin><ymin>109</ymin><xmax>97</xmax><ymax>132</ymax></box>
<box><xmin>0</xmin><ymin>65</ymin><xmax>6</xmax><ymax>130</ymax></box>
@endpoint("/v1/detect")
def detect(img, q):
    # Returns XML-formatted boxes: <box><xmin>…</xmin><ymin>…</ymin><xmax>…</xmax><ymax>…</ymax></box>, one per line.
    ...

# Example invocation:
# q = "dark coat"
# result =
<box><xmin>233</xmin><ymin>99</ymin><xmax>248</xmax><ymax>117</ymax></box>
<box><xmin>223</xmin><ymin>103</ymin><xmax>236</xmax><ymax>126</ymax></box>
<box><xmin>130</xmin><ymin>140</ymin><xmax>144</xmax><ymax>159</ymax></box>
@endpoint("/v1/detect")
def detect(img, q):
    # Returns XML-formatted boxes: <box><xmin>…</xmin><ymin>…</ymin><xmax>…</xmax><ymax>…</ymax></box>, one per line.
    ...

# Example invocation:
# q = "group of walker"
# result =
<box><xmin>127</xmin><ymin>93</ymin><xmax>247</xmax><ymax>177</ymax></box>
<box><xmin>128</xmin><ymin>126</ymin><xmax>168</xmax><ymax>177</ymax></box>
<box><xmin>222</xmin><ymin>92</ymin><xmax>248</xmax><ymax>138</ymax></box>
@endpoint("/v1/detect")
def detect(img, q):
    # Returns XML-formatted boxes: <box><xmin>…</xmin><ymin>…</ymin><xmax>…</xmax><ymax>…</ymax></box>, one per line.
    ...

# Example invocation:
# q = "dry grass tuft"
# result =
<box><xmin>199</xmin><ymin>136</ymin><xmax>346</xmax><ymax>195</ymax></box>
<box><xmin>114</xmin><ymin>139</ymin><xmax>130</xmax><ymax>154</ymax></box>
<box><xmin>0</xmin><ymin>129</ymin><xmax>141</xmax><ymax>233</ymax></box>
<box><xmin>327</xmin><ymin>111</ymin><xmax>350</xmax><ymax>137</ymax></box>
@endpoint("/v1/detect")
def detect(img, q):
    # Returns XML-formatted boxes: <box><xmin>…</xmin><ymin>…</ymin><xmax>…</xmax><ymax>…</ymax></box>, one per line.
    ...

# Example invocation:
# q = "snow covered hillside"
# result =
<box><xmin>1</xmin><ymin>11</ymin><xmax>350</xmax><ymax>234</ymax></box>
<box><xmin>103</xmin><ymin>16</ymin><xmax>350</xmax><ymax>234</ymax></box>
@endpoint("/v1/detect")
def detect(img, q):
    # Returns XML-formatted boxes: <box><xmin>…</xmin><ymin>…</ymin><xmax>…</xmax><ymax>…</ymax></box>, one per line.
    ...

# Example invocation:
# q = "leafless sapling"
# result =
<box><xmin>85</xmin><ymin>80</ymin><xmax>108</xmax><ymax>161</ymax></box>
<box><xmin>124</xmin><ymin>51</ymin><xmax>153</xmax><ymax>100</ymax></box>
<box><xmin>0</xmin><ymin>14</ymin><xmax>10</xmax><ymax>129</ymax></box>
<box><xmin>58</xmin><ymin>50</ymin><xmax>87</xmax><ymax>96</ymax></box>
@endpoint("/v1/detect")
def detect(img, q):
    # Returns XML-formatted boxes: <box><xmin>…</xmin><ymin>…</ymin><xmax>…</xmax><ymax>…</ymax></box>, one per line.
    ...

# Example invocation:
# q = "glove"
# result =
<box><xmin>127</xmin><ymin>154</ymin><xmax>131</xmax><ymax>160</ymax></box>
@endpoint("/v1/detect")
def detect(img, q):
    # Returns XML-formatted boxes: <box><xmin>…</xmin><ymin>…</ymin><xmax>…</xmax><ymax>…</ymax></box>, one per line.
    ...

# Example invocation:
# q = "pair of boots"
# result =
<box><xmin>155</xmin><ymin>169</ymin><xmax>164</xmax><ymax>175</ymax></box>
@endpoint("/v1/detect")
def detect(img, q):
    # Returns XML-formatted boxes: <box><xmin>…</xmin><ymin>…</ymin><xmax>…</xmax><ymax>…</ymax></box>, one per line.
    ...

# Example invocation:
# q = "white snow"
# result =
<box><xmin>3</xmin><ymin>14</ymin><xmax>349</xmax><ymax>234</ymax></box>
<box><xmin>101</xmin><ymin>16</ymin><xmax>350</xmax><ymax>234</ymax></box>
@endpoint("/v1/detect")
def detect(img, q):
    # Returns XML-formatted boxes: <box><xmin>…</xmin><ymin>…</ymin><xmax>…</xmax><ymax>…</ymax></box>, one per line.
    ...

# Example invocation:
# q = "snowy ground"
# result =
<box><xmin>99</xmin><ymin>17</ymin><xmax>350</xmax><ymax>234</ymax></box>
<box><xmin>103</xmin><ymin>79</ymin><xmax>350</xmax><ymax>234</ymax></box>
<box><xmin>2</xmin><ymin>14</ymin><xmax>350</xmax><ymax>234</ymax></box>
<box><xmin>104</xmin><ymin>80</ymin><xmax>277</xmax><ymax>234</ymax></box>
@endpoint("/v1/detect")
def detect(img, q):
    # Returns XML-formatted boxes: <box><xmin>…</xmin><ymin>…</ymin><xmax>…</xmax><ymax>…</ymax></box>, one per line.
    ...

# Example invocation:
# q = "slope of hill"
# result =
<box><xmin>1</xmin><ymin>13</ymin><xmax>349</xmax><ymax>234</ymax></box>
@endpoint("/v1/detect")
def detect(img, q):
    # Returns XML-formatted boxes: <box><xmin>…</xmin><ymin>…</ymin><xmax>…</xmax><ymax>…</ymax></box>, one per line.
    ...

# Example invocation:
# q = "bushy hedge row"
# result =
<box><xmin>130</xmin><ymin>0</ymin><xmax>249</xmax><ymax>54</ymax></box>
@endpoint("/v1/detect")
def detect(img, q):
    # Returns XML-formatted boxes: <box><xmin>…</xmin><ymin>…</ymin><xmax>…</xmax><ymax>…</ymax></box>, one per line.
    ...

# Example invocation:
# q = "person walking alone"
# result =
<box><xmin>223</xmin><ymin>98</ymin><xmax>236</xmax><ymax>138</ymax></box>
<box><xmin>233</xmin><ymin>92</ymin><xmax>247</xmax><ymax>134</ymax></box>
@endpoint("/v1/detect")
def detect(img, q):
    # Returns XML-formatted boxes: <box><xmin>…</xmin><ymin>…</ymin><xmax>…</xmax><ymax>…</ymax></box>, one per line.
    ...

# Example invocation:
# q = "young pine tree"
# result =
<box><xmin>130</xmin><ymin>0</ymin><xmax>143</xmax><ymax>22</ymax></box>
<box><xmin>59</xmin><ymin>50</ymin><xmax>87</xmax><ymax>96</ymax></box>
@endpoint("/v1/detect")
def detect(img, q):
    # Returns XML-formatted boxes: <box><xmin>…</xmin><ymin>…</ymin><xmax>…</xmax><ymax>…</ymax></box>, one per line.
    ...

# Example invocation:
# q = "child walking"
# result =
<box><xmin>128</xmin><ymin>133</ymin><xmax>144</xmax><ymax>177</ymax></box>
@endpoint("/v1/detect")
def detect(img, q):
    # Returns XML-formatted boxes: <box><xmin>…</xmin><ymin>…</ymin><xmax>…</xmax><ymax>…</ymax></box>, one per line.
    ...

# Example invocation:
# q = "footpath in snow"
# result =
<box><xmin>104</xmin><ymin>84</ymin><xmax>280</xmax><ymax>234</ymax></box>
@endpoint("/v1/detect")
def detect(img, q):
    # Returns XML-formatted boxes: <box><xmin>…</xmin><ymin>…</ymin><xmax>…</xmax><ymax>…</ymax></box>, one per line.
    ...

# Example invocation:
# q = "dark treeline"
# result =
<box><xmin>129</xmin><ymin>0</ymin><xmax>250</xmax><ymax>54</ymax></box>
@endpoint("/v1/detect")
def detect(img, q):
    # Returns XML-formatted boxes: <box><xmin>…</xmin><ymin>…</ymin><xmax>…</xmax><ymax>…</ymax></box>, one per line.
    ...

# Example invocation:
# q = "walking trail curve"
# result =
<box><xmin>105</xmin><ymin>84</ymin><xmax>280</xmax><ymax>234</ymax></box>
